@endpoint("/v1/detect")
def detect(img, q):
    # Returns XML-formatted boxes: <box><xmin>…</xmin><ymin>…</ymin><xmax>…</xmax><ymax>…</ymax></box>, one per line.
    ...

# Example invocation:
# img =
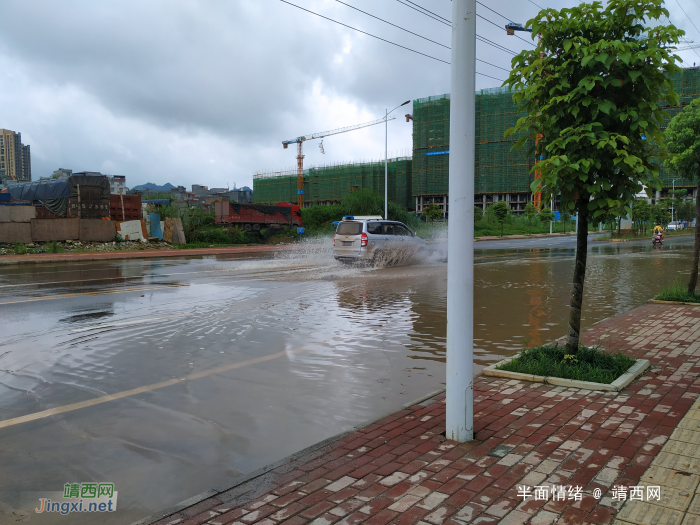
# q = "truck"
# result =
<box><xmin>214</xmin><ymin>201</ymin><xmax>303</xmax><ymax>231</ymax></box>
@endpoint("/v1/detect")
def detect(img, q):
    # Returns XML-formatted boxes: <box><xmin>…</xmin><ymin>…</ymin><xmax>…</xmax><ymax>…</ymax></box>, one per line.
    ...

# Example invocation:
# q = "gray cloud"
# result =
<box><xmin>1</xmin><ymin>0</ymin><xmax>698</xmax><ymax>189</ymax></box>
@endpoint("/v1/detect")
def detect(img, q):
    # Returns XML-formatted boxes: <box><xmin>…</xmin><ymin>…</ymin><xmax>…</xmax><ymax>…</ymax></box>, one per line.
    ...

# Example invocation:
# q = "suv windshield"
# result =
<box><xmin>337</xmin><ymin>222</ymin><xmax>363</xmax><ymax>235</ymax></box>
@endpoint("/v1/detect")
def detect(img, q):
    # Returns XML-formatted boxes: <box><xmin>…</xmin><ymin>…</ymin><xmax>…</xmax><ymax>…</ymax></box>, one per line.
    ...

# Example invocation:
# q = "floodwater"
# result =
<box><xmin>0</xmin><ymin>235</ymin><xmax>695</xmax><ymax>524</ymax></box>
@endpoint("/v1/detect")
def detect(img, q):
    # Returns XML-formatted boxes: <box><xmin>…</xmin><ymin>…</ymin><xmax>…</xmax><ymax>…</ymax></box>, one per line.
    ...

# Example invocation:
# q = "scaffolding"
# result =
<box><xmin>254</xmin><ymin>157</ymin><xmax>413</xmax><ymax>208</ymax></box>
<box><xmin>412</xmin><ymin>68</ymin><xmax>700</xmax><ymax>198</ymax></box>
<box><xmin>412</xmin><ymin>89</ymin><xmax>535</xmax><ymax>198</ymax></box>
<box><xmin>657</xmin><ymin>68</ymin><xmax>700</xmax><ymax>188</ymax></box>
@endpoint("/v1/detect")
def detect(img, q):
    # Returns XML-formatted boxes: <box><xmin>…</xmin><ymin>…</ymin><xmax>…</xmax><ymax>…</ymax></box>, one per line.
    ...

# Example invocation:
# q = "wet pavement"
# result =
<box><xmin>0</xmin><ymin>235</ymin><xmax>695</xmax><ymax>524</ymax></box>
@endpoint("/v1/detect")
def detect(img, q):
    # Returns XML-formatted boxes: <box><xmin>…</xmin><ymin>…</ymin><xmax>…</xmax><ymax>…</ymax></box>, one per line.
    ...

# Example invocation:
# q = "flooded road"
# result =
<box><xmin>0</xmin><ymin>235</ymin><xmax>695</xmax><ymax>523</ymax></box>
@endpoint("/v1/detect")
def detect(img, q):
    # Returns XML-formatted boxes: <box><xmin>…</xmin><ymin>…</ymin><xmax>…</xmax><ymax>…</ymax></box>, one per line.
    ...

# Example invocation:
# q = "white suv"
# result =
<box><xmin>333</xmin><ymin>219</ymin><xmax>423</xmax><ymax>262</ymax></box>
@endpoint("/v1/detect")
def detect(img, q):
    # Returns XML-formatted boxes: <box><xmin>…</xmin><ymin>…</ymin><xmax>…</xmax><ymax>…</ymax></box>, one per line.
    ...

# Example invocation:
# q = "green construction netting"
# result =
<box><xmin>254</xmin><ymin>158</ymin><xmax>413</xmax><ymax>208</ymax></box>
<box><xmin>255</xmin><ymin>68</ymin><xmax>700</xmax><ymax>207</ymax></box>
<box><xmin>412</xmin><ymin>68</ymin><xmax>700</xmax><ymax>197</ymax></box>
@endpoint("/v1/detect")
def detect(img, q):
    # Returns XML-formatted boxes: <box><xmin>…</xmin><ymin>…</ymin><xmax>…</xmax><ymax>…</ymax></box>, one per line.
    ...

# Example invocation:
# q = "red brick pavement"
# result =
<box><xmin>145</xmin><ymin>304</ymin><xmax>700</xmax><ymax>525</ymax></box>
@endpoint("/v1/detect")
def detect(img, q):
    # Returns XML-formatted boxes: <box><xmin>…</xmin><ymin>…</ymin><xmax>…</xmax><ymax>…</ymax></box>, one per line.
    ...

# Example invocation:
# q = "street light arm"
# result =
<box><xmin>387</xmin><ymin>100</ymin><xmax>412</xmax><ymax>117</ymax></box>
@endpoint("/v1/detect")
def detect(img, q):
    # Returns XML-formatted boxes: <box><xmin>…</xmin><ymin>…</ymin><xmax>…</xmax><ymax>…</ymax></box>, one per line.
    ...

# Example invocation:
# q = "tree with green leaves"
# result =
<box><xmin>631</xmin><ymin>198</ymin><xmax>651</xmax><ymax>235</ymax></box>
<box><xmin>560</xmin><ymin>210</ymin><xmax>572</xmax><ymax>233</ymax></box>
<box><xmin>664</xmin><ymin>99</ymin><xmax>700</xmax><ymax>292</ymax></box>
<box><xmin>474</xmin><ymin>206</ymin><xmax>484</xmax><ymax>223</ymax></box>
<box><xmin>651</xmin><ymin>201</ymin><xmax>671</xmax><ymax>227</ymax></box>
<box><xmin>505</xmin><ymin>0</ymin><xmax>682</xmax><ymax>355</ymax></box>
<box><xmin>678</xmin><ymin>199</ymin><xmax>695</xmax><ymax>226</ymax></box>
<box><xmin>538</xmin><ymin>207</ymin><xmax>554</xmax><ymax>227</ymax></box>
<box><xmin>422</xmin><ymin>203</ymin><xmax>444</xmax><ymax>222</ymax></box>
<box><xmin>491</xmin><ymin>201</ymin><xmax>510</xmax><ymax>237</ymax></box>
<box><xmin>524</xmin><ymin>202</ymin><xmax>537</xmax><ymax>235</ymax></box>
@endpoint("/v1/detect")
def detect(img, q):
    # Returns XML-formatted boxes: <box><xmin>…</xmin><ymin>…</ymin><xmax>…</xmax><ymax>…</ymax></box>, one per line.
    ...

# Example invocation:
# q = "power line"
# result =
<box><xmin>395</xmin><ymin>0</ymin><xmax>533</xmax><ymax>51</ymax></box>
<box><xmin>478</xmin><ymin>71</ymin><xmax>506</xmax><ymax>82</ymax></box>
<box><xmin>334</xmin><ymin>0</ymin><xmax>511</xmax><ymax>70</ymax></box>
<box><xmin>393</xmin><ymin>0</ymin><xmax>521</xmax><ymax>56</ymax></box>
<box><xmin>477</xmin><ymin>35</ymin><xmax>517</xmax><ymax>56</ymax></box>
<box><xmin>394</xmin><ymin>0</ymin><xmax>450</xmax><ymax>26</ymax></box>
<box><xmin>279</xmin><ymin>0</ymin><xmax>506</xmax><ymax>81</ymax></box>
<box><xmin>477</xmin><ymin>14</ymin><xmax>536</xmax><ymax>47</ymax></box>
<box><xmin>669</xmin><ymin>3</ymin><xmax>700</xmax><ymax>59</ymax></box>
<box><xmin>403</xmin><ymin>0</ymin><xmax>451</xmax><ymax>24</ymax></box>
<box><xmin>527</xmin><ymin>0</ymin><xmax>545</xmax><ymax>10</ymax></box>
<box><xmin>279</xmin><ymin>0</ymin><xmax>449</xmax><ymax>64</ymax></box>
<box><xmin>478</xmin><ymin>59</ymin><xmax>510</xmax><ymax>72</ymax></box>
<box><xmin>334</xmin><ymin>0</ymin><xmax>449</xmax><ymax>49</ymax></box>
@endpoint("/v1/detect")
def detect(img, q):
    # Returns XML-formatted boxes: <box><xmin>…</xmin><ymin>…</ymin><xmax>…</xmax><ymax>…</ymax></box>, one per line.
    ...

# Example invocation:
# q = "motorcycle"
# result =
<box><xmin>652</xmin><ymin>232</ymin><xmax>663</xmax><ymax>247</ymax></box>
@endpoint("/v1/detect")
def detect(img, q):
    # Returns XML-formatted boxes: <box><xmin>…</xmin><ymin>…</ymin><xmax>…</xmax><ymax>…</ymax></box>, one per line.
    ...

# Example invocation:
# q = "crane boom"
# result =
<box><xmin>282</xmin><ymin>115</ymin><xmax>397</xmax><ymax>208</ymax></box>
<box><xmin>282</xmin><ymin>116</ymin><xmax>396</xmax><ymax>147</ymax></box>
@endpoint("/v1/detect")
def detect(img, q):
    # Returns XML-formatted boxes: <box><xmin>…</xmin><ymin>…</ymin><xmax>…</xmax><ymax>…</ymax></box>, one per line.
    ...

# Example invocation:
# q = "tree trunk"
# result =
<box><xmin>565</xmin><ymin>204</ymin><xmax>589</xmax><ymax>355</ymax></box>
<box><xmin>529</xmin><ymin>219</ymin><xmax>532</xmax><ymax>235</ymax></box>
<box><xmin>500</xmin><ymin>222</ymin><xmax>504</xmax><ymax>237</ymax></box>
<box><xmin>688</xmin><ymin>180</ymin><xmax>700</xmax><ymax>294</ymax></box>
<box><xmin>617</xmin><ymin>217</ymin><xmax>621</xmax><ymax>236</ymax></box>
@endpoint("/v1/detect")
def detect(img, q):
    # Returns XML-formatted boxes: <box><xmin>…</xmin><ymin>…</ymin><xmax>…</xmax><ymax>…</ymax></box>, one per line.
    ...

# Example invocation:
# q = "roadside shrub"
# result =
<box><xmin>497</xmin><ymin>344</ymin><xmax>635</xmax><ymax>384</ymax></box>
<box><xmin>655</xmin><ymin>279</ymin><xmax>700</xmax><ymax>304</ymax></box>
<box><xmin>44</xmin><ymin>241</ymin><xmax>64</xmax><ymax>254</ymax></box>
<box><xmin>13</xmin><ymin>243</ymin><xmax>28</xmax><ymax>255</ymax></box>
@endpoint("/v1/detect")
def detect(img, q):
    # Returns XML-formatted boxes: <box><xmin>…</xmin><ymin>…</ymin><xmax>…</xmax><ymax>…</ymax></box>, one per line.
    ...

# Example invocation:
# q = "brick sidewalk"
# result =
<box><xmin>143</xmin><ymin>304</ymin><xmax>700</xmax><ymax>525</ymax></box>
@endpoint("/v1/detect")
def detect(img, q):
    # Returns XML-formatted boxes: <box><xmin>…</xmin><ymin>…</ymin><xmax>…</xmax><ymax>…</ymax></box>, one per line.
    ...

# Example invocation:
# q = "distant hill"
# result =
<box><xmin>132</xmin><ymin>182</ymin><xmax>175</xmax><ymax>192</ymax></box>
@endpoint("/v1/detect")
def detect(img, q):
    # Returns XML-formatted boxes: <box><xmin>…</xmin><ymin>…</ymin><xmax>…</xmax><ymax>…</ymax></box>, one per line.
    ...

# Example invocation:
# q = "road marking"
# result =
<box><xmin>0</xmin><ymin>266</ymin><xmax>332</xmax><ymax>306</ymax></box>
<box><xmin>0</xmin><ymin>349</ymin><xmax>290</xmax><ymax>430</ymax></box>
<box><xmin>0</xmin><ymin>269</ymin><xmax>226</xmax><ymax>288</ymax></box>
<box><xmin>0</xmin><ymin>284</ymin><xmax>187</xmax><ymax>305</ymax></box>
<box><xmin>70</xmin><ymin>313</ymin><xmax>190</xmax><ymax>333</ymax></box>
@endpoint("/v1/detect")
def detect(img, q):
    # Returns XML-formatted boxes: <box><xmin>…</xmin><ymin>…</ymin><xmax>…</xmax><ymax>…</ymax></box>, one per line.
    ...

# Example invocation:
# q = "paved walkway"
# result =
<box><xmin>141</xmin><ymin>304</ymin><xmax>700</xmax><ymax>525</ymax></box>
<box><xmin>0</xmin><ymin>244</ymin><xmax>296</xmax><ymax>265</ymax></box>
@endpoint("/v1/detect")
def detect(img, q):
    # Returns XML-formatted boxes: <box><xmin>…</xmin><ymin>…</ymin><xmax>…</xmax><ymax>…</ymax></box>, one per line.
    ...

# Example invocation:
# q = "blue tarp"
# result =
<box><xmin>150</xmin><ymin>213</ymin><xmax>163</xmax><ymax>239</ymax></box>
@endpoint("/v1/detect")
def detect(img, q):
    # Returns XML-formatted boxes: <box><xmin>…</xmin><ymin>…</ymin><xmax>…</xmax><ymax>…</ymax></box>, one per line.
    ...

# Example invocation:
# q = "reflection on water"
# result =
<box><xmin>323</xmin><ymin>237</ymin><xmax>696</xmax><ymax>372</ymax></box>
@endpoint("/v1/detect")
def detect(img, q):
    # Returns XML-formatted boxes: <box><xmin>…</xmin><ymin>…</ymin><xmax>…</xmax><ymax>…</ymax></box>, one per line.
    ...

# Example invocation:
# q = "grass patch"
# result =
<box><xmin>594</xmin><ymin>227</ymin><xmax>696</xmax><ymax>241</ymax></box>
<box><xmin>44</xmin><ymin>241</ymin><xmax>65</xmax><ymax>254</ymax></box>
<box><xmin>496</xmin><ymin>344</ymin><xmax>635</xmax><ymax>384</ymax></box>
<box><xmin>655</xmin><ymin>279</ymin><xmax>700</xmax><ymax>304</ymax></box>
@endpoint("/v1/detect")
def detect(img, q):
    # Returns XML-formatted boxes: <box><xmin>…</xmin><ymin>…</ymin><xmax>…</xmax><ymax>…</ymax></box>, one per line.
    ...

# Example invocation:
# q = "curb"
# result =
<box><xmin>474</xmin><ymin>232</ymin><xmax>580</xmax><ymax>242</ymax></box>
<box><xmin>648</xmin><ymin>299</ymin><xmax>700</xmax><ymax>306</ymax></box>
<box><xmin>482</xmin><ymin>354</ymin><xmax>650</xmax><ymax>392</ymax></box>
<box><xmin>0</xmin><ymin>245</ymin><xmax>297</xmax><ymax>266</ymax></box>
<box><xmin>131</xmin><ymin>387</ymin><xmax>447</xmax><ymax>525</ymax></box>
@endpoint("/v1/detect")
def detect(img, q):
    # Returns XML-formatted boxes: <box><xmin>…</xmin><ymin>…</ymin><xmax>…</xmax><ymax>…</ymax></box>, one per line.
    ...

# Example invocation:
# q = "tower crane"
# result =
<box><xmin>282</xmin><ymin>115</ymin><xmax>395</xmax><ymax>208</ymax></box>
<box><xmin>507</xmin><ymin>23</ymin><xmax>545</xmax><ymax>210</ymax></box>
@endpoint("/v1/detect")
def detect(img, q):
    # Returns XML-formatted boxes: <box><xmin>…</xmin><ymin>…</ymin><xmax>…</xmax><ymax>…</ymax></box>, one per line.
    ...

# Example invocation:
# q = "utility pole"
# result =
<box><xmin>672</xmin><ymin>179</ymin><xmax>677</xmax><ymax>225</ymax></box>
<box><xmin>550</xmin><ymin>198</ymin><xmax>553</xmax><ymax>235</ymax></box>
<box><xmin>446</xmin><ymin>0</ymin><xmax>475</xmax><ymax>443</ymax></box>
<box><xmin>385</xmin><ymin>108</ymin><xmax>389</xmax><ymax>220</ymax></box>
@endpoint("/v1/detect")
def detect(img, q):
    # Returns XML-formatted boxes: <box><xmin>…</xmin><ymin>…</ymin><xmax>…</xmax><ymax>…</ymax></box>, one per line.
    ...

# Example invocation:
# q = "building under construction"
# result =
<box><xmin>254</xmin><ymin>67</ymin><xmax>700</xmax><ymax>214</ymax></box>
<box><xmin>254</xmin><ymin>157</ymin><xmax>413</xmax><ymax>209</ymax></box>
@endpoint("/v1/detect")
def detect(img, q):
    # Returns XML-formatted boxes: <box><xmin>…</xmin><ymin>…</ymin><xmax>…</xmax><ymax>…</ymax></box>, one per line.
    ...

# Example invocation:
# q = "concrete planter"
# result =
<box><xmin>482</xmin><ymin>353</ymin><xmax>650</xmax><ymax>392</ymax></box>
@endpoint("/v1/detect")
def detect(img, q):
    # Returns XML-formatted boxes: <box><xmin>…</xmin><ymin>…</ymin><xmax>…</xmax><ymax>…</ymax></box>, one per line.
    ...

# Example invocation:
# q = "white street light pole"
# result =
<box><xmin>550</xmin><ymin>198</ymin><xmax>553</xmax><ymax>235</ymax></box>
<box><xmin>446</xmin><ymin>0</ymin><xmax>475</xmax><ymax>443</ymax></box>
<box><xmin>385</xmin><ymin>101</ymin><xmax>411</xmax><ymax>220</ymax></box>
<box><xmin>672</xmin><ymin>179</ymin><xmax>676</xmax><ymax>226</ymax></box>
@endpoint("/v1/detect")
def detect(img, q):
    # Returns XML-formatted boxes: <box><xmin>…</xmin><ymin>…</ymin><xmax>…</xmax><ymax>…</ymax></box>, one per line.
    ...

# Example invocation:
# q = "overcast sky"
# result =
<box><xmin>2</xmin><ymin>0</ymin><xmax>699</xmax><ymax>190</ymax></box>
